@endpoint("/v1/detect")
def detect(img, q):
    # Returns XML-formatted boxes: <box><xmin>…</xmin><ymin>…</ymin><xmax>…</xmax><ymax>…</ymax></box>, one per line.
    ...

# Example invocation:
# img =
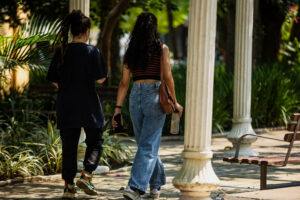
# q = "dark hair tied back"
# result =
<box><xmin>54</xmin><ymin>10</ymin><xmax>91</xmax><ymax>69</ymax></box>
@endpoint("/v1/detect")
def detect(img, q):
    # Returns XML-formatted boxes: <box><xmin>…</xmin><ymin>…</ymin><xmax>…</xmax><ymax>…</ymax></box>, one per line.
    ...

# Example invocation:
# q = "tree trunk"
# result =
<box><xmin>98</xmin><ymin>0</ymin><xmax>130</xmax><ymax>86</ymax></box>
<box><xmin>225</xmin><ymin>0</ymin><xmax>235</xmax><ymax>73</ymax></box>
<box><xmin>110</xmin><ymin>23</ymin><xmax>121</xmax><ymax>86</ymax></box>
<box><xmin>97</xmin><ymin>0</ymin><xmax>115</xmax><ymax>47</ymax></box>
<box><xmin>252</xmin><ymin>0</ymin><xmax>261</xmax><ymax>69</ymax></box>
<box><xmin>166</xmin><ymin>0</ymin><xmax>178</xmax><ymax>59</ymax></box>
<box><xmin>258</xmin><ymin>0</ymin><xmax>285</xmax><ymax>64</ymax></box>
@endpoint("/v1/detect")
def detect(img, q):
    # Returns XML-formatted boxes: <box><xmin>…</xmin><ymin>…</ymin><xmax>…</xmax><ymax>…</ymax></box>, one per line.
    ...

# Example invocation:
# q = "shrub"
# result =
<box><xmin>251</xmin><ymin>63</ymin><xmax>300</xmax><ymax>127</ymax></box>
<box><xmin>23</xmin><ymin>120</ymin><xmax>62</xmax><ymax>174</ymax></box>
<box><xmin>213</xmin><ymin>63</ymin><xmax>233</xmax><ymax>132</ymax></box>
<box><xmin>0</xmin><ymin>145</ymin><xmax>44</xmax><ymax>180</ymax></box>
<box><xmin>100</xmin><ymin>130</ymin><xmax>133</xmax><ymax>169</ymax></box>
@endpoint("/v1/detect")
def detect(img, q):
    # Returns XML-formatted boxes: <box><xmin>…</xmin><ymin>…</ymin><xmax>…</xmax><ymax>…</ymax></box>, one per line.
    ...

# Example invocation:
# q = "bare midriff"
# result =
<box><xmin>134</xmin><ymin>79</ymin><xmax>161</xmax><ymax>83</ymax></box>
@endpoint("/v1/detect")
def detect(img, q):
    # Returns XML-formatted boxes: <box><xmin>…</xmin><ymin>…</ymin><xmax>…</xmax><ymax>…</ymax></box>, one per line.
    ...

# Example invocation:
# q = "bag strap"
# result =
<box><xmin>160</xmin><ymin>54</ymin><xmax>163</xmax><ymax>82</ymax></box>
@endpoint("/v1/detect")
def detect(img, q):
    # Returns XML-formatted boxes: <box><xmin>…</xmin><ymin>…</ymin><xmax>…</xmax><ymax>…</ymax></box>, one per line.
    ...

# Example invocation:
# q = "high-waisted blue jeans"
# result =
<box><xmin>128</xmin><ymin>82</ymin><xmax>166</xmax><ymax>192</ymax></box>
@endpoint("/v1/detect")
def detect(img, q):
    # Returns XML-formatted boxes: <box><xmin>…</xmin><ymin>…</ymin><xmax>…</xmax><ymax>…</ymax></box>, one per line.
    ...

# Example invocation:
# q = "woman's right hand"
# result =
<box><xmin>175</xmin><ymin>102</ymin><xmax>183</xmax><ymax>117</ymax></box>
<box><xmin>112</xmin><ymin>110</ymin><xmax>123</xmax><ymax>129</ymax></box>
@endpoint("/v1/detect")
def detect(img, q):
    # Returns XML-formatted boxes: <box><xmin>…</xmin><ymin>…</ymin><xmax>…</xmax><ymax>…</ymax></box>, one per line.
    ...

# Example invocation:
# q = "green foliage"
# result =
<box><xmin>213</xmin><ymin>62</ymin><xmax>233</xmax><ymax>132</ymax></box>
<box><xmin>0</xmin><ymin>0</ymin><xmax>68</xmax><ymax>28</ymax></box>
<box><xmin>251</xmin><ymin>63</ymin><xmax>300</xmax><ymax>127</ymax></box>
<box><xmin>0</xmin><ymin>110</ymin><xmax>44</xmax><ymax>145</ymax></box>
<box><xmin>120</xmin><ymin>0</ymin><xmax>189</xmax><ymax>34</ymax></box>
<box><xmin>0</xmin><ymin>145</ymin><xmax>44</xmax><ymax>180</ymax></box>
<box><xmin>0</xmin><ymin>15</ymin><xmax>60</xmax><ymax>82</ymax></box>
<box><xmin>280</xmin><ymin>5</ymin><xmax>298</xmax><ymax>41</ymax></box>
<box><xmin>100</xmin><ymin>130</ymin><xmax>133</xmax><ymax>169</ymax></box>
<box><xmin>23</xmin><ymin>120</ymin><xmax>62</xmax><ymax>174</ymax></box>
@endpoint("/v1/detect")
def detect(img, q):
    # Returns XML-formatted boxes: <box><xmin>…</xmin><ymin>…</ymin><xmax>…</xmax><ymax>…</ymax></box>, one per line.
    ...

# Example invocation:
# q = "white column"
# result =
<box><xmin>172</xmin><ymin>0</ymin><xmax>219</xmax><ymax>199</ymax></box>
<box><xmin>69</xmin><ymin>0</ymin><xmax>90</xmax><ymax>16</ymax></box>
<box><xmin>226</xmin><ymin>0</ymin><xmax>258</xmax><ymax>156</ymax></box>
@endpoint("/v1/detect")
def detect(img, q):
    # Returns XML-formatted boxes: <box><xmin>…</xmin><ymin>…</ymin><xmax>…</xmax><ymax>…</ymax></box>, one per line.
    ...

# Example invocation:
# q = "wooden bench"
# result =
<box><xmin>223</xmin><ymin>113</ymin><xmax>300</xmax><ymax>190</ymax></box>
<box><xmin>26</xmin><ymin>84</ymin><xmax>118</xmax><ymax>115</ymax></box>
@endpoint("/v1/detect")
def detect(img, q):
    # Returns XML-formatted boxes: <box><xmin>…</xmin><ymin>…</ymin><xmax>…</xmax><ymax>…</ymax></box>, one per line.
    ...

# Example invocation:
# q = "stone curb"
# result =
<box><xmin>0</xmin><ymin>164</ymin><xmax>126</xmax><ymax>187</ymax></box>
<box><xmin>255</xmin><ymin>126</ymin><xmax>286</xmax><ymax>133</ymax></box>
<box><xmin>0</xmin><ymin>174</ymin><xmax>61</xmax><ymax>187</ymax></box>
<box><xmin>107</xmin><ymin>166</ymin><xmax>132</xmax><ymax>174</ymax></box>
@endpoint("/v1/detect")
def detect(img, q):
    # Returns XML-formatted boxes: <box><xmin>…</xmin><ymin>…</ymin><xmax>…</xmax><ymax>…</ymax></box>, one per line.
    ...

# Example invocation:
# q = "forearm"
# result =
<box><xmin>115</xmin><ymin>81</ymin><xmax>129</xmax><ymax>113</ymax></box>
<box><xmin>96</xmin><ymin>77</ymin><xmax>106</xmax><ymax>84</ymax></box>
<box><xmin>53</xmin><ymin>82</ymin><xmax>58</xmax><ymax>88</ymax></box>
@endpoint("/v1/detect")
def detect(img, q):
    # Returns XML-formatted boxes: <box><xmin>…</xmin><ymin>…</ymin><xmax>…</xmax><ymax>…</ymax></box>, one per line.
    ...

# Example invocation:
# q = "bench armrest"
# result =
<box><xmin>234</xmin><ymin>134</ymin><xmax>283</xmax><ymax>159</ymax></box>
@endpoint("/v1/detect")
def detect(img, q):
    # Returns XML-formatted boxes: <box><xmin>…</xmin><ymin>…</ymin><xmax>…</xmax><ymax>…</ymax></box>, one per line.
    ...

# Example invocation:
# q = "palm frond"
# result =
<box><xmin>0</xmin><ymin>15</ymin><xmax>61</xmax><ymax>73</ymax></box>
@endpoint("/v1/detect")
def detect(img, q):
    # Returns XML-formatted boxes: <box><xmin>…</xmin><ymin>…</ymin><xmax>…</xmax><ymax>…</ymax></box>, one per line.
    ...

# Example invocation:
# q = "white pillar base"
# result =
<box><xmin>226</xmin><ymin>121</ymin><xmax>258</xmax><ymax>157</ymax></box>
<box><xmin>225</xmin><ymin>143</ymin><xmax>258</xmax><ymax>157</ymax></box>
<box><xmin>173</xmin><ymin>152</ymin><xmax>219</xmax><ymax>199</ymax></box>
<box><xmin>180</xmin><ymin>194</ymin><xmax>213</xmax><ymax>200</ymax></box>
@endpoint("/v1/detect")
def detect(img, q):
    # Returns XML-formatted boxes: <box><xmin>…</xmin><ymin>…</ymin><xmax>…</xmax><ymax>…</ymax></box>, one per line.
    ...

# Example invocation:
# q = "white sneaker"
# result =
<box><xmin>123</xmin><ymin>186</ymin><xmax>143</xmax><ymax>200</ymax></box>
<box><xmin>150</xmin><ymin>188</ymin><xmax>160</xmax><ymax>199</ymax></box>
<box><xmin>62</xmin><ymin>183</ymin><xmax>76</xmax><ymax>199</ymax></box>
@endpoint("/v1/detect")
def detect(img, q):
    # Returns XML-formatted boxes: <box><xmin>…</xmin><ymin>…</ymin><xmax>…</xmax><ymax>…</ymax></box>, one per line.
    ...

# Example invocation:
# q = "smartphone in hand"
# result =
<box><xmin>112</xmin><ymin>113</ymin><xmax>123</xmax><ymax>133</ymax></box>
<box><xmin>114</xmin><ymin>113</ymin><xmax>122</xmax><ymax>126</ymax></box>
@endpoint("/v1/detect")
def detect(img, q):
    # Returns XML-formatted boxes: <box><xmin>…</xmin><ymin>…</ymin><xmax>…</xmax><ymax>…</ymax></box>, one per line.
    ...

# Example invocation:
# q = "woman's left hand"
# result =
<box><xmin>175</xmin><ymin>102</ymin><xmax>183</xmax><ymax>117</ymax></box>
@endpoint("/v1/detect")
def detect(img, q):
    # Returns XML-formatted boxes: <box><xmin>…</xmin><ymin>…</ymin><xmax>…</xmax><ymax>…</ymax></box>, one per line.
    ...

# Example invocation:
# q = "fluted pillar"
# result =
<box><xmin>226</xmin><ymin>0</ymin><xmax>258</xmax><ymax>156</ymax></box>
<box><xmin>172</xmin><ymin>0</ymin><xmax>219</xmax><ymax>199</ymax></box>
<box><xmin>69</xmin><ymin>0</ymin><xmax>89</xmax><ymax>16</ymax></box>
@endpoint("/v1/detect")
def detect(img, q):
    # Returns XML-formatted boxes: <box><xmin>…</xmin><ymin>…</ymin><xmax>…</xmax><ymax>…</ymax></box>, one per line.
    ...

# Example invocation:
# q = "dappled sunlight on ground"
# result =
<box><xmin>0</xmin><ymin>130</ymin><xmax>299</xmax><ymax>199</ymax></box>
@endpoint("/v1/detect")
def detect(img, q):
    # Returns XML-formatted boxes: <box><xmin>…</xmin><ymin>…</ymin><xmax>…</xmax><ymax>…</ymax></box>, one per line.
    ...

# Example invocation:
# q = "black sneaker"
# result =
<box><xmin>76</xmin><ymin>171</ymin><xmax>98</xmax><ymax>196</ymax></box>
<box><xmin>62</xmin><ymin>183</ymin><xmax>76</xmax><ymax>199</ymax></box>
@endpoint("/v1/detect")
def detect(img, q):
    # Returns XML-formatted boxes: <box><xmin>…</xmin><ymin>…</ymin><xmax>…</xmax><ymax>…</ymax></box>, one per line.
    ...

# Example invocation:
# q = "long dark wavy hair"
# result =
<box><xmin>124</xmin><ymin>12</ymin><xmax>162</xmax><ymax>71</ymax></box>
<box><xmin>53</xmin><ymin>10</ymin><xmax>91</xmax><ymax>69</ymax></box>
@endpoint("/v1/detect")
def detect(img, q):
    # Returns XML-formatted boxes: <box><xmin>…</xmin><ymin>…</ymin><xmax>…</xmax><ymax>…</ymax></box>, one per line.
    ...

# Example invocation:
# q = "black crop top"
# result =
<box><xmin>131</xmin><ymin>51</ymin><xmax>161</xmax><ymax>81</ymax></box>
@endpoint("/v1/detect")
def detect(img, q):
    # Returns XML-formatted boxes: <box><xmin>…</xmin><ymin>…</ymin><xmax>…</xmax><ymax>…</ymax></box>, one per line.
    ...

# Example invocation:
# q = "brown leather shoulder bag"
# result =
<box><xmin>159</xmin><ymin>59</ymin><xmax>176</xmax><ymax>114</ymax></box>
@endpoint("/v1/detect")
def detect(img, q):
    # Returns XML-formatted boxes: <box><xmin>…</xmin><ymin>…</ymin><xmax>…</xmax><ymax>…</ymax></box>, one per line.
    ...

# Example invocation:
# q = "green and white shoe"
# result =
<box><xmin>123</xmin><ymin>186</ymin><xmax>143</xmax><ymax>200</ymax></box>
<box><xmin>76</xmin><ymin>171</ymin><xmax>98</xmax><ymax>196</ymax></box>
<box><xmin>150</xmin><ymin>188</ymin><xmax>160</xmax><ymax>199</ymax></box>
<box><xmin>62</xmin><ymin>183</ymin><xmax>76</xmax><ymax>199</ymax></box>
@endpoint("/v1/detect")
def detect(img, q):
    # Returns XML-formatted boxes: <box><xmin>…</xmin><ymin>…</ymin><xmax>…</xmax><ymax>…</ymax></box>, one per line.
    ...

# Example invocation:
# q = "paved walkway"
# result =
<box><xmin>0</xmin><ymin>130</ymin><xmax>299</xmax><ymax>199</ymax></box>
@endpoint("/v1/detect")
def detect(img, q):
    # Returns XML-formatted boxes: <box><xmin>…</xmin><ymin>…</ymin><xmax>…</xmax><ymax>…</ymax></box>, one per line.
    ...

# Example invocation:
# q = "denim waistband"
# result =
<box><xmin>132</xmin><ymin>82</ymin><xmax>161</xmax><ymax>89</ymax></box>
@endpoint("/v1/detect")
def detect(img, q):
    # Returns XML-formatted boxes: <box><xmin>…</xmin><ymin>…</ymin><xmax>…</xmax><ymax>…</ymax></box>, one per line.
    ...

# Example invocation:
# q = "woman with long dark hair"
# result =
<box><xmin>46</xmin><ymin>10</ymin><xmax>107</xmax><ymax>199</ymax></box>
<box><xmin>112</xmin><ymin>12</ymin><xmax>183</xmax><ymax>200</ymax></box>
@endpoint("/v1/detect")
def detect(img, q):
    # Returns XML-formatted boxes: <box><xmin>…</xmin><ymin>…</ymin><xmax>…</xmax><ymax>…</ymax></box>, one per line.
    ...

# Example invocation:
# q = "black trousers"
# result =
<box><xmin>60</xmin><ymin>128</ymin><xmax>103</xmax><ymax>183</ymax></box>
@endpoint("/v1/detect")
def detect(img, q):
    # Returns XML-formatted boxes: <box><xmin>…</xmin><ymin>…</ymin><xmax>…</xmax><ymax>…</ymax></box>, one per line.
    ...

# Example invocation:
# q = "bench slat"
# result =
<box><xmin>284</xmin><ymin>133</ymin><xmax>300</xmax><ymax>142</ymax></box>
<box><xmin>287</xmin><ymin>123</ymin><xmax>300</xmax><ymax>131</ymax></box>
<box><xmin>291</xmin><ymin>113</ymin><xmax>300</xmax><ymax>121</ymax></box>
<box><xmin>223</xmin><ymin>153</ymin><xmax>300</xmax><ymax>166</ymax></box>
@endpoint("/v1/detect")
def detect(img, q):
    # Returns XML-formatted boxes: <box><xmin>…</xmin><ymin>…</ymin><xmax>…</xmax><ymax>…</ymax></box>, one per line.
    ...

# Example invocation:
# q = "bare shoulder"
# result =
<box><xmin>162</xmin><ymin>44</ymin><xmax>170</xmax><ymax>56</ymax></box>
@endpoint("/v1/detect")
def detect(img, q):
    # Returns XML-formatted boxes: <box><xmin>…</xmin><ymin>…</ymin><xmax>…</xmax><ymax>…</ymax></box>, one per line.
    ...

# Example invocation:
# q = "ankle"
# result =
<box><xmin>65</xmin><ymin>181</ymin><xmax>74</xmax><ymax>186</ymax></box>
<box><xmin>151</xmin><ymin>187</ymin><xmax>160</xmax><ymax>191</ymax></box>
<box><xmin>130</xmin><ymin>186</ymin><xmax>145</xmax><ymax>195</ymax></box>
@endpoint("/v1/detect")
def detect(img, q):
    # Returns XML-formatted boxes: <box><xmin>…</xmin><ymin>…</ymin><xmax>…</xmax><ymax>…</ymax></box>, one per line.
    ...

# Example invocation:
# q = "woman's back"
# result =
<box><xmin>58</xmin><ymin>43</ymin><xmax>106</xmax><ymax>92</ymax></box>
<box><xmin>131</xmin><ymin>50</ymin><xmax>161</xmax><ymax>82</ymax></box>
<box><xmin>47</xmin><ymin>43</ymin><xmax>107</xmax><ymax>129</ymax></box>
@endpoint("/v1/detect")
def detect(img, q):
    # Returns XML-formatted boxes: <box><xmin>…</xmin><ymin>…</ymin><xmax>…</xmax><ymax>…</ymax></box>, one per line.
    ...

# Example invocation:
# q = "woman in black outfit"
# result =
<box><xmin>46</xmin><ymin>10</ymin><xmax>107</xmax><ymax>199</ymax></box>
